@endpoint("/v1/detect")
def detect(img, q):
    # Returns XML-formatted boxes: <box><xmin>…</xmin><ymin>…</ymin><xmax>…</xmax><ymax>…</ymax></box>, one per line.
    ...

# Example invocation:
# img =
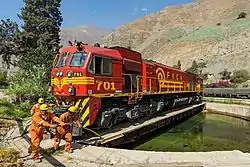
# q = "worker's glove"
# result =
<box><xmin>59</xmin><ymin>122</ymin><xmax>68</xmax><ymax>126</ymax></box>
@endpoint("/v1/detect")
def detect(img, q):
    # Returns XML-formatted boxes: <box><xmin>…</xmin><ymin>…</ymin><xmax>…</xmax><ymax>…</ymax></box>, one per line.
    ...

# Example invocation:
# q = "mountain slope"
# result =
<box><xmin>60</xmin><ymin>26</ymin><xmax>112</xmax><ymax>47</ymax></box>
<box><xmin>100</xmin><ymin>0</ymin><xmax>250</xmax><ymax>76</ymax></box>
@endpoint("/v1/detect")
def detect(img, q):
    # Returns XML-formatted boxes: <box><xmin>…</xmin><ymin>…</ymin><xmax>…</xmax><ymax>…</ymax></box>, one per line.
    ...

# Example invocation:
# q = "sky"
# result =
<box><xmin>0</xmin><ymin>0</ymin><xmax>193</xmax><ymax>29</ymax></box>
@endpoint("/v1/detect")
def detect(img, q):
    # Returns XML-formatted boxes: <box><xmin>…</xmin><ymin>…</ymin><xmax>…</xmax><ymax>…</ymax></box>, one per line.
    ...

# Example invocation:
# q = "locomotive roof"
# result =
<box><xmin>60</xmin><ymin>45</ymin><xmax>122</xmax><ymax>60</ymax></box>
<box><xmin>143</xmin><ymin>59</ymin><xmax>201</xmax><ymax>78</ymax></box>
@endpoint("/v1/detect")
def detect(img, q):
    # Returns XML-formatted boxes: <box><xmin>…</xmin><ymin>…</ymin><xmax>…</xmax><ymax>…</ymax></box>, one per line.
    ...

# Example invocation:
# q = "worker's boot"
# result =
<box><xmin>65</xmin><ymin>148</ymin><xmax>73</xmax><ymax>153</ymax></box>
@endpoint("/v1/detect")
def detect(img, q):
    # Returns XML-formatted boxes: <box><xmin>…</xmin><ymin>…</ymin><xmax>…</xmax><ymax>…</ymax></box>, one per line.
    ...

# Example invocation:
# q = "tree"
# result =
<box><xmin>17</xmin><ymin>0</ymin><xmax>63</xmax><ymax>71</ymax></box>
<box><xmin>230</xmin><ymin>70</ymin><xmax>249</xmax><ymax>84</ymax></box>
<box><xmin>186</xmin><ymin>61</ymin><xmax>199</xmax><ymax>75</ymax></box>
<box><xmin>0</xmin><ymin>19</ymin><xmax>20</xmax><ymax>68</ymax></box>
<box><xmin>219</xmin><ymin>69</ymin><xmax>231</xmax><ymax>80</ymax></box>
<box><xmin>186</xmin><ymin>60</ymin><xmax>207</xmax><ymax>80</ymax></box>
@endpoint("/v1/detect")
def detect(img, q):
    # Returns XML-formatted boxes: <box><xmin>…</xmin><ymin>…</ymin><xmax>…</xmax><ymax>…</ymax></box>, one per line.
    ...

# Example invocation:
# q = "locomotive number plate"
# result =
<box><xmin>73</xmin><ymin>72</ymin><xmax>83</xmax><ymax>77</ymax></box>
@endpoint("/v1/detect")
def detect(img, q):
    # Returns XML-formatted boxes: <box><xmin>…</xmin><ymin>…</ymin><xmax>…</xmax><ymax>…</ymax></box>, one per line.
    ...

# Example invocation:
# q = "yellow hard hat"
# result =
<box><xmin>38</xmin><ymin>98</ymin><xmax>44</xmax><ymax>104</ymax></box>
<box><xmin>40</xmin><ymin>104</ymin><xmax>49</xmax><ymax>111</ymax></box>
<box><xmin>68</xmin><ymin>106</ymin><xmax>78</xmax><ymax>113</ymax></box>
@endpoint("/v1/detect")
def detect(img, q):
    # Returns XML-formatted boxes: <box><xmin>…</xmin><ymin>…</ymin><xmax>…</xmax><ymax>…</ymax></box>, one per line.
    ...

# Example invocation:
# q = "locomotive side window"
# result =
<box><xmin>95</xmin><ymin>56</ymin><xmax>102</xmax><ymax>74</ymax></box>
<box><xmin>88</xmin><ymin>57</ymin><xmax>94</xmax><ymax>73</ymax></box>
<box><xmin>88</xmin><ymin>55</ymin><xmax>112</xmax><ymax>75</ymax></box>
<box><xmin>102</xmin><ymin>58</ymin><xmax>112</xmax><ymax>75</ymax></box>
<box><xmin>70</xmin><ymin>52</ymin><xmax>87</xmax><ymax>67</ymax></box>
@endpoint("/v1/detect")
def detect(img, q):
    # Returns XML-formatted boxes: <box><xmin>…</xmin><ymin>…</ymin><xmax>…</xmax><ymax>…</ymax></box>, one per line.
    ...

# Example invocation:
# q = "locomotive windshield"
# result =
<box><xmin>57</xmin><ymin>52</ymin><xmax>70</xmax><ymax>67</ymax></box>
<box><xmin>70</xmin><ymin>52</ymin><xmax>87</xmax><ymax>67</ymax></box>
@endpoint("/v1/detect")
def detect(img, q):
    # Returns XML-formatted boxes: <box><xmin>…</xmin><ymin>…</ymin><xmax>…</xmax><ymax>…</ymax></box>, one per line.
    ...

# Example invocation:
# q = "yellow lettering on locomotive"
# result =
<box><xmin>156</xmin><ymin>67</ymin><xmax>183</xmax><ymax>89</ymax></box>
<box><xmin>73</xmin><ymin>72</ymin><xmax>83</xmax><ymax>77</ymax></box>
<box><xmin>167</xmin><ymin>72</ymin><xmax>170</xmax><ymax>79</ymax></box>
<box><xmin>172</xmin><ymin>73</ymin><xmax>175</xmax><ymax>80</ymax></box>
<box><xmin>96</xmin><ymin>80</ymin><xmax>103</xmax><ymax>91</ymax></box>
<box><xmin>96</xmin><ymin>80</ymin><xmax>116</xmax><ymax>91</ymax></box>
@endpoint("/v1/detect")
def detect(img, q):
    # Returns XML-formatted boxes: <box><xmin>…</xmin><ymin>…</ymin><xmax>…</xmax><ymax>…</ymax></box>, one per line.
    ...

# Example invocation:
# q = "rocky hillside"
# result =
<box><xmin>100</xmin><ymin>0</ymin><xmax>250</xmax><ymax>77</ymax></box>
<box><xmin>60</xmin><ymin>26</ymin><xmax>112</xmax><ymax>47</ymax></box>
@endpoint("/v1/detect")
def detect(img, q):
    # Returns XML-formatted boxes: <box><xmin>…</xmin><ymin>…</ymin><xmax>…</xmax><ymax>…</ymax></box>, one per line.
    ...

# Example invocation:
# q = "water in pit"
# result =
<box><xmin>133</xmin><ymin>112</ymin><xmax>250</xmax><ymax>152</ymax></box>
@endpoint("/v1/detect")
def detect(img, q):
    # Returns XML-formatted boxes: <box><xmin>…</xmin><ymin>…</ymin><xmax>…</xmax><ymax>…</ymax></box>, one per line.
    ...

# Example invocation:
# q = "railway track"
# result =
<box><xmin>72</xmin><ymin>102</ymin><xmax>205</xmax><ymax>147</ymax></box>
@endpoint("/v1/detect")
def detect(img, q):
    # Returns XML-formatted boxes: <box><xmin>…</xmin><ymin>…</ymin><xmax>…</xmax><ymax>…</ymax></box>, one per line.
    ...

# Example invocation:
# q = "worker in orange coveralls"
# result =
<box><xmin>28</xmin><ymin>104</ymin><xmax>66</xmax><ymax>162</ymax></box>
<box><xmin>30</xmin><ymin>98</ymin><xmax>45</xmax><ymax>116</ymax></box>
<box><xmin>53</xmin><ymin>106</ymin><xmax>81</xmax><ymax>153</ymax></box>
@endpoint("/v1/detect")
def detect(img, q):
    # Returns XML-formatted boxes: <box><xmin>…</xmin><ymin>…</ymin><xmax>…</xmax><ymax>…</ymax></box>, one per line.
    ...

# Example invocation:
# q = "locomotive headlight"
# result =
<box><xmin>68</xmin><ymin>82</ymin><xmax>75</xmax><ymax>95</ymax></box>
<box><xmin>68</xmin><ymin>87</ymin><xmax>72</xmax><ymax>93</ymax></box>
<box><xmin>59</xmin><ymin>70</ymin><xmax>63</xmax><ymax>77</ymax></box>
<box><xmin>67</xmin><ymin>70</ymin><xmax>73</xmax><ymax>78</ymax></box>
<box><xmin>56</xmin><ymin>71</ymin><xmax>60</xmax><ymax>77</ymax></box>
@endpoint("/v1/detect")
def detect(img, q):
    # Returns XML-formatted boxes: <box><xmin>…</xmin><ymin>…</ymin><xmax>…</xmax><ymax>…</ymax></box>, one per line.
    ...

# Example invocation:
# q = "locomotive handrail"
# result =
<box><xmin>135</xmin><ymin>75</ymin><xmax>199</xmax><ymax>94</ymax></box>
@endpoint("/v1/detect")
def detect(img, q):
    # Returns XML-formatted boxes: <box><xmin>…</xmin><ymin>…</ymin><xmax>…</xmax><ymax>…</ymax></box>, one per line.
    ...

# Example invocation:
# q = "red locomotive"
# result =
<box><xmin>50</xmin><ymin>42</ymin><xmax>203</xmax><ymax>129</ymax></box>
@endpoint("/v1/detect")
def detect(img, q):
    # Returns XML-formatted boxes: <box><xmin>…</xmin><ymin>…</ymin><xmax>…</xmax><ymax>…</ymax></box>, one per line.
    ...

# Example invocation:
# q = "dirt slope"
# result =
<box><xmin>100</xmin><ymin>0</ymin><xmax>250</xmax><ymax>76</ymax></box>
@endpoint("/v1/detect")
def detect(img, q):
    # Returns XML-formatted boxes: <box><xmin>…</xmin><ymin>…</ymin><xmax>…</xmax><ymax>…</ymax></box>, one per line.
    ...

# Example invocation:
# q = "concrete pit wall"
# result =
<box><xmin>205</xmin><ymin>102</ymin><xmax>250</xmax><ymax>120</ymax></box>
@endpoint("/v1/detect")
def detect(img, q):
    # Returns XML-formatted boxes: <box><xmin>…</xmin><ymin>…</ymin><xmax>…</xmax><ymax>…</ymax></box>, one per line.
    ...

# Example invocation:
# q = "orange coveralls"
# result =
<box><xmin>30</xmin><ymin>103</ymin><xmax>40</xmax><ymax>116</ymax></box>
<box><xmin>53</xmin><ymin>112</ymin><xmax>80</xmax><ymax>151</ymax></box>
<box><xmin>28</xmin><ymin>111</ymin><xmax>62</xmax><ymax>160</ymax></box>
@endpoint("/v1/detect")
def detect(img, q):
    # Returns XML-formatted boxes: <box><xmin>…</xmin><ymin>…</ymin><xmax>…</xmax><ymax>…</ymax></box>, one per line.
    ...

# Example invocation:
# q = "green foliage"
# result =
<box><xmin>219</xmin><ymin>69</ymin><xmax>231</xmax><ymax>80</ymax></box>
<box><xmin>186</xmin><ymin>60</ymin><xmax>207</xmax><ymax>80</ymax></box>
<box><xmin>0</xmin><ymin>1</ymin><xmax>63</xmax><ymax>118</ymax></box>
<box><xmin>171</xmin><ymin>19</ymin><xmax>250</xmax><ymax>43</ymax></box>
<box><xmin>163</xmin><ymin>28</ymin><xmax>186</xmax><ymax>42</ymax></box>
<box><xmin>0</xmin><ymin>71</ymin><xmax>8</xmax><ymax>88</ymax></box>
<box><xmin>186</xmin><ymin>61</ymin><xmax>199</xmax><ymax>75</ymax></box>
<box><xmin>0</xmin><ymin>98</ymin><xmax>29</xmax><ymax>118</ymax></box>
<box><xmin>6</xmin><ymin>65</ymin><xmax>50</xmax><ymax>104</ymax></box>
<box><xmin>17</xmin><ymin>0</ymin><xmax>63</xmax><ymax>72</ymax></box>
<box><xmin>230</xmin><ymin>69</ymin><xmax>250</xmax><ymax>84</ymax></box>
<box><xmin>174</xmin><ymin>26</ymin><xmax>226</xmax><ymax>42</ymax></box>
<box><xmin>0</xmin><ymin>19</ymin><xmax>20</xmax><ymax>68</ymax></box>
<box><xmin>243</xmin><ymin>83</ymin><xmax>249</xmax><ymax>88</ymax></box>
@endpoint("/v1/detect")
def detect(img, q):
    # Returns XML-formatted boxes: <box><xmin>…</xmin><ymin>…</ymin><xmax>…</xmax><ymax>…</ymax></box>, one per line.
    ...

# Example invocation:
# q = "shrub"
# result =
<box><xmin>0</xmin><ymin>147</ymin><xmax>20</xmax><ymax>163</ymax></box>
<box><xmin>6</xmin><ymin>65</ymin><xmax>50</xmax><ymax>104</ymax></box>
<box><xmin>230</xmin><ymin>69</ymin><xmax>249</xmax><ymax>84</ymax></box>
<box><xmin>0</xmin><ymin>71</ymin><xmax>8</xmax><ymax>88</ymax></box>
<box><xmin>237</xmin><ymin>12</ymin><xmax>247</xmax><ymax>19</ymax></box>
<box><xmin>219</xmin><ymin>69</ymin><xmax>231</xmax><ymax>80</ymax></box>
<box><xmin>0</xmin><ymin>98</ymin><xmax>29</xmax><ymax>118</ymax></box>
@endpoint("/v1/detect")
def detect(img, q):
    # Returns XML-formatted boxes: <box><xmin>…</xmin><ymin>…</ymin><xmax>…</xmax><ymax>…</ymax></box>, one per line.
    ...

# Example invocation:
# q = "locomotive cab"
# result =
<box><xmin>50</xmin><ymin>43</ymin><xmax>125</xmax><ymax>102</ymax></box>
